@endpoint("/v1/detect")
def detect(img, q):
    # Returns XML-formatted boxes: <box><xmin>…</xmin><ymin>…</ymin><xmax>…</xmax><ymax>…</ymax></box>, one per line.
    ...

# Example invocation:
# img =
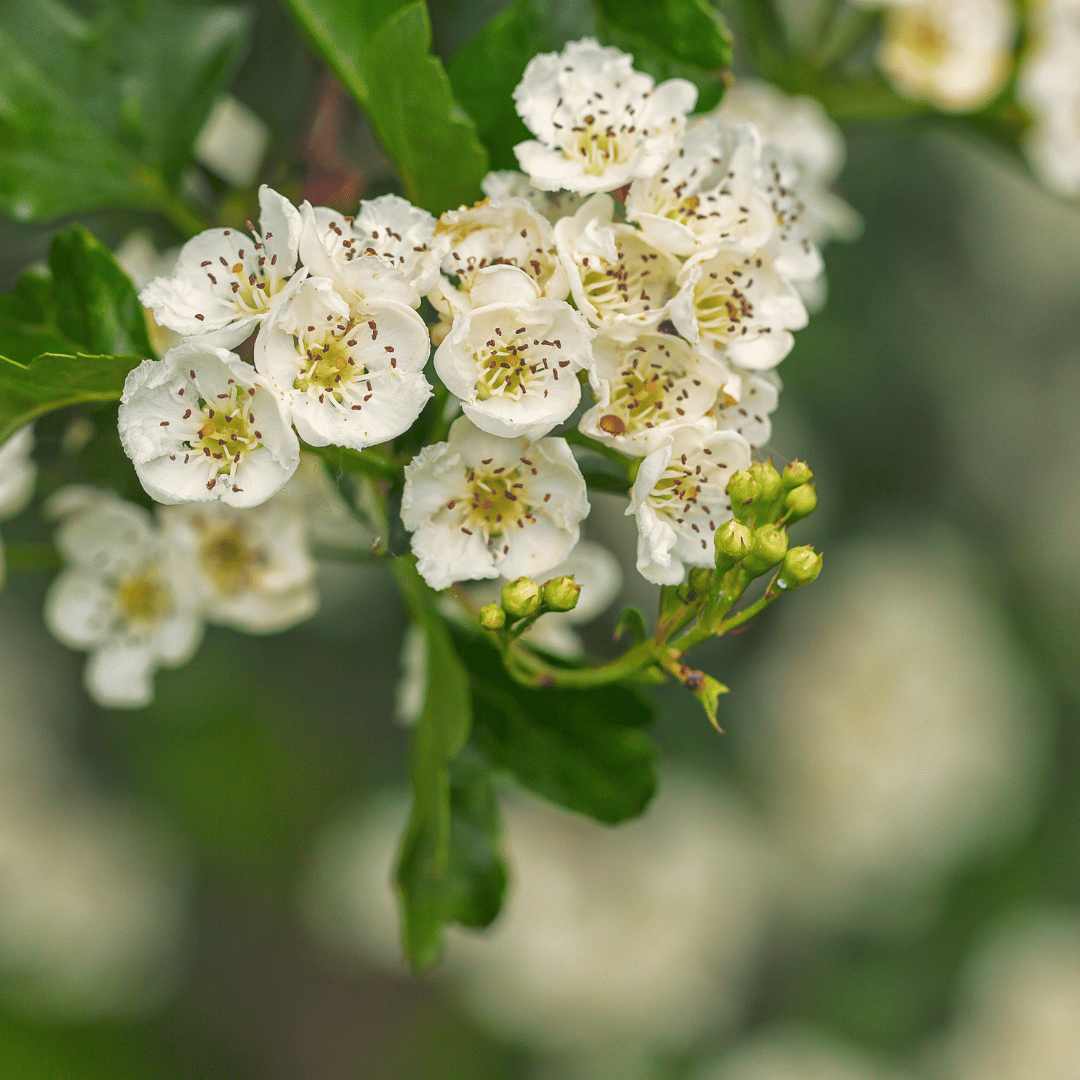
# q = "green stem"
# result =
<box><xmin>304</xmin><ymin>442</ymin><xmax>402</xmax><ymax>483</ymax></box>
<box><xmin>561</xmin><ymin>429</ymin><xmax>637</xmax><ymax>477</ymax></box>
<box><xmin>503</xmin><ymin>637</ymin><xmax>663</xmax><ymax>689</ymax></box>
<box><xmin>139</xmin><ymin>171</ymin><xmax>210</xmax><ymax>238</ymax></box>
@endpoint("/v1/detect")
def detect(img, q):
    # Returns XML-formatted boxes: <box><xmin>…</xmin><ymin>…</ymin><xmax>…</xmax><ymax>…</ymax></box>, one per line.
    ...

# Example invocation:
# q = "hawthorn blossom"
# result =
<box><xmin>43</xmin><ymin>493</ymin><xmax>203</xmax><ymax>708</ymax></box>
<box><xmin>876</xmin><ymin>0</ymin><xmax>1016</xmax><ymax>113</ymax></box>
<box><xmin>627</xmin><ymin>423</ymin><xmax>751</xmax><ymax>585</ymax></box>
<box><xmin>480</xmin><ymin>170</ymin><xmax>588</xmax><ymax>224</ymax></box>
<box><xmin>140</xmin><ymin>185</ymin><xmax>304</xmax><ymax>348</ymax></box>
<box><xmin>1018</xmin><ymin>0</ymin><xmax>1080</xmax><ymax>198</ymax></box>
<box><xmin>707</xmin><ymin>370</ymin><xmax>780</xmax><ymax>453</ymax></box>
<box><xmin>255</xmin><ymin>277</ymin><xmax>431</xmax><ymax>450</ymax></box>
<box><xmin>513</xmin><ymin>38</ymin><xmax>697</xmax><ymax>194</ymax></box>
<box><xmin>625</xmin><ymin>120</ymin><xmax>775</xmax><ymax>257</ymax></box>
<box><xmin>0</xmin><ymin>426</ymin><xmax>37</xmax><ymax>586</ymax></box>
<box><xmin>118</xmin><ymin>343</ymin><xmax>300</xmax><ymax>508</ymax></box>
<box><xmin>159</xmin><ymin>498</ymin><xmax>317</xmax><ymax>634</ymax></box>
<box><xmin>670</xmin><ymin>247</ymin><xmax>808</xmax><ymax>370</ymax></box>
<box><xmin>579</xmin><ymin>331</ymin><xmax>730</xmax><ymax>456</ymax></box>
<box><xmin>555</xmin><ymin>194</ymin><xmax>681</xmax><ymax>340</ymax></box>
<box><xmin>433</xmin><ymin>271</ymin><xmax>594</xmax><ymax>439</ymax></box>
<box><xmin>401</xmin><ymin>417</ymin><xmax>589</xmax><ymax>590</ymax></box>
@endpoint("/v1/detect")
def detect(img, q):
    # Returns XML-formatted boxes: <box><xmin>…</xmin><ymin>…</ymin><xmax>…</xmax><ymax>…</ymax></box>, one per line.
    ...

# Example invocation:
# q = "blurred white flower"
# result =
<box><xmin>193</xmin><ymin>93</ymin><xmax>270</xmax><ymax>189</ymax></box>
<box><xmin>401</xmin><ymin>417</ymin><xmax>589</xmax><ymax>590</ymax></box>
<box><xmin>114</xmin><ymin>231</ymin><xmax>182</xmax><ymax>356</ymax></box>
<box><xmin>748</xmin><ymin>528</ymin><xmax>1049</xmax><ymax>929</ymax></box>
<box><xmin>628</xmin><ymin>423</ymin><xmax>752</xmax><ymax>585</ymax></box>
<box><xmin>279</xmin><ymin>453</ymin><xmax>372</xmax><ymax>551</ymax></box>
<box><xmin>0</xmin><ymin>426</ymin><xmax>36</xmax><ymax>586</ymax></box>
<box><xmin>930</xmin><ymin>908</ymin><xmax>1080</xmax><ymax>1080</ymax></box>
<box><xmin>512</xmin><ymin>38</ymin><xmax>697</xmax><ymax>194</ymax></box>
<box><xmin>876</xmin><ymin>0</ymin><xmax>1016</xmax><ymax>113</ymax></box>
<box><xmin>159</xmin><ymin>496</ymin><xmax>318</xmax><ymax>634</ymax></box>
<box><xmin>119</xmin><ymin>342</ymin><xmax>300</xmax><ymax>508</ymax></box>
<box><xmin>255</xmin><ymin>275</ymin><xmax>431</xmax><ymax>450</ymax></box>
<box><xmin>579</xmin><ymin>330</ymin><xmax>731</xmax><ymax>456</ymax></box>
<box><xmin>480</xmin><ymin>170</ymin><xmax>589</xmax><ymax>224</ymax></box>
<box><xmin>1018</xmin><ymin>0</ymin><xmax>1080</xmax><ymax>198</ymax></box>
<box><xmin>555</xmin><ymin>194</ymin><xmax>681</xmax><ymax>340</ymax></box>
<box><xmin>434</xmin><ymin>281</ymin><xmax>594</xmax><ymax>439</ymax></box>
<box><xmin>699</xmin><ymin>1026</ymin><xmax>915</xmax><ymax>1080</ymax></box>
<box><xmin>140</xmin><ymin>185</ymin><xmax>304</xmax><ymax>348</ymax></box>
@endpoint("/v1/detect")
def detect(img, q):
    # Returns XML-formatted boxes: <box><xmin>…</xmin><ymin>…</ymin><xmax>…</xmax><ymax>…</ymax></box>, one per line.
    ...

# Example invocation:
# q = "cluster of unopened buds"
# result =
<box><xmin>5</xmin><ymin>38</ymin><xmax>857</xmax><ymax>709</ymax></box>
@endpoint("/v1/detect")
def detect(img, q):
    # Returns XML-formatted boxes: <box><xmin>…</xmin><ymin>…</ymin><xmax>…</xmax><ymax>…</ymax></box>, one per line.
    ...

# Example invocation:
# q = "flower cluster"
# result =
<box><xmin>127</xmin><ymin>39</ymin><xmax>853</xmax><ymax>595</ymax></box>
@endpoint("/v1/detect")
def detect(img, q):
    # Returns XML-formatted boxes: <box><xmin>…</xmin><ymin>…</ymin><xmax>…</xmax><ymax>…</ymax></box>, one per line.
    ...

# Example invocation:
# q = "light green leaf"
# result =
<box><xmin>688</xmin><ymin>671</ymin><xmax>729</xmax><ymax>731</ymax></box>
<box><xmin>283</xmin><ymin>0</ymin><xmax>489</xmax><ymax>214</ymax></box>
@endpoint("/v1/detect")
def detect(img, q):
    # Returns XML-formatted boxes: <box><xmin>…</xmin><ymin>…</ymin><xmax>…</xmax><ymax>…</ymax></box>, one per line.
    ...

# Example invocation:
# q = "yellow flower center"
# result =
<box><xmin>199</xmin><ymin>523</ymin><xmax>264</xmax><ymax>596</ymax></box>
<box><xmin>115</xmin><ymin>569</ymin><xmax>173</xmax><ymax>625</ymax></box>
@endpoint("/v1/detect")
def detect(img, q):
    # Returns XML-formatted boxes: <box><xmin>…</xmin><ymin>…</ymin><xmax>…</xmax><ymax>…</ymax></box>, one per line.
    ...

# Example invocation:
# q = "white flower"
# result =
<box><xmin>43</xmin><ymin>493</ymin><xmax>203</xmax><ymax>708</ymax></box>
<box><xmin>433</xmin><ymin>277</ymin><xmax>594</xmax><ymax>440</ymax></box>
<box><xmin>297</xmin><ymin>203</ymin><xmax>422</xmax><ymax>310</ymax></box>
<box><xmin>401</xmin><ymin>417</ymin><xmax>589</xmax><ymax>590</ymax></box>
<box><xmin>627</xmin><ymin>423</ymin><xmax>752</xmax><ymax>585</ymax></box>
<box><xmin>480</xmin><ymin>170</ymin><xmax>588</xmax><ymax>224</ymax></box>
<box><xmin>670</xmin><ymin>247</ymin><xmax>808</xmax><ymax>370</ymax></box>
<box><xmin>140</xmin><ymin>185</ymin><xmax>304</xmax><ymax>348</ymax></box>
<box><xmin>706</xmin><ymin>369</ymin><xmax>781</xmax><ymax>452</ymax></box>
<box><xmin>877</xmin><ymin>0</ymin><xmax>1016</xmax><ymax>113</ymax></box>
<box><xmin>255</xmin><ymin>276</ymin><xmax>431</xmax><ymax>450</ymax></box>
<box><xmin>0</xmin><ymin>426</ymin><xmax>36</xmax><ymax>586</ymax></box>
<box><xmin>1018</xmin><ymin>1</ymin><xmax>1080</xmax><ymax>197</ymax></box>
<box><xmin>159</xmin><ymin>497</ymin><xmax>317</xmax><ymax>634</ymax></box>
<box><xmin>579</xmin><ymin>330</ymin><xmax>731</xmax><ymax>456</ymax></box>
<box><xmin>278</xmin><ymin>454</ymin><xmax>372</xmax><ymax>551</ymax></box>
<box><xmin>625</xmin><ymin>119</ymin><xmax>776</xmax><ymax>257</ymax></box>
<box><xmin>555</xmin><ymin>193</ymin><xmax>681</xmax><ymax>340</ymax></box>
<box><xmin>118</xmin><ymin>342</ymin><xmax>300</xmax><ymax>508</ymax></box>
<box><xmin>512</xmin><ymin>38</ymin><xmax>697</xmax><ymax>194</ymax></box>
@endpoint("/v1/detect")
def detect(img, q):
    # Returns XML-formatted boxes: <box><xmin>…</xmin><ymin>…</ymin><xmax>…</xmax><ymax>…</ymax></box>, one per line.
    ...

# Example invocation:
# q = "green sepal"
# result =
<box><xmin>614</xmin><ymin>605</ymin><xmax>648</xmax><ymax>645</ymax></box>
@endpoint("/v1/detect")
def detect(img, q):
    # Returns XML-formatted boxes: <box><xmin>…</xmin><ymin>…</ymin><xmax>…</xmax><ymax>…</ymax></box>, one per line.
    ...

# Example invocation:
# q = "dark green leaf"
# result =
<box><xmin>283</xmin><ymin>0</ymin><xmax>488</xmax><ymax>213</ymax></box>
<box><xmin>0</xmin><ymin>0</ymin><xmax>248</xmax><ymax>225</ymax></box>
<box><xmin>614</xmin><ymin>605</ymin><xmax>648</xmax><ymax>645</ymax></box>
<box><xmin>598</xmin><ymin>0</ymin><xmax>733</xmax><ymax>73</ymax></box>
<box><xmin>456</xmin><ymin>630</ymin><xmax>657</xmax><ymax>824</ymax></box>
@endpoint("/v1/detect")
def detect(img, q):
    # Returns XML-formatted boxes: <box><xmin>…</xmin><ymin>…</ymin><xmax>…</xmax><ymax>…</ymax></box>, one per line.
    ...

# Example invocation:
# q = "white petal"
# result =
<box><xmin>84</xmin><ymin>643</ymin><xmax>157</xmax><ymax>709</ymax></box>
<box><xmin>44</xmin><ymin>569</ymin><xmax>116</xmax><ymax>649</ymax></box>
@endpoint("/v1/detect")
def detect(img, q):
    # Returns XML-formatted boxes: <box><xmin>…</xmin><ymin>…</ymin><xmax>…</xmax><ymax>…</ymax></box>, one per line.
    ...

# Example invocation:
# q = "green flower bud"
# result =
<box><xmin>543</xmin><ymin>575</ymin><xmax>581</xmax><ymax>612</ymax></box>
<box><xmin>726</xmin><ymin>470</ymin><xmax>758</xmax><ymax>521</ymax></box>
<box><xmin>749</xmin><ymin>459</ymin><xmax>783</xmax><ymax>507</ymax></box>
<box><xmin>782</xmin><ymin>459</ymin><xmax>813</xmax><ymax>488</ymax></box>
<box><xmin>784</xmin><ymin>482</ymin><xmax>817</xmax><ymax>522</ymax></box>
<box><xmin>501</xmin><ymin>577</ymin><xmax>542</xmax><ymax>618</ymax></box>
<box><xmin>742</xmin><ymin>523</ymin><xmax>789</xmax><ymax>576</ymax></box>
<box><xmin>479</xmin><ymin>603</ymin><xmax>507</xmax><ymax>630</ymax></box>
<box><xmin>777</xmin><ymin>545</ymin><xmax>823</xmax><ymax>590</ymax></box>
<box><xmin>714</xmin><ymin>519</ymin><xmax>753</xmax><ymax>572</ymax></box>
<box><xmin>687</xmin><ymin>567</ymin><xmax>713</xmax><ymax>598</ymax></box>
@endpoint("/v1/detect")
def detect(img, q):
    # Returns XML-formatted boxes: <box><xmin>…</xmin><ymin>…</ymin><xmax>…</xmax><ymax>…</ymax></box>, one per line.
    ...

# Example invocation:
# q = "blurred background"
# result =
<box><xmin>1</xmin><ymin>0</ymin><xmax>1079</xmax><ymax>1076</ymax></box>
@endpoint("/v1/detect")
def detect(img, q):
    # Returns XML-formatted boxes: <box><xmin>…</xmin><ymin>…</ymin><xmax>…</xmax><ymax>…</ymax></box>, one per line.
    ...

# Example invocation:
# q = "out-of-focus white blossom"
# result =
<box><xmin>625</xmin><ymin>120</ymin><xmax>775</xmax><ymax>257</ymax></box>
<box><xmin>699</xmin><ymin>1027</ymin><xmax>914</xmax><ymax>1080</ymax></box>
<box><xmin>512</xmin><ymin>38</ymin><xmax>697</xmax><ymax>194</ymax></box>
<box><xmin>433</xmin><ymin>275</ymin><xmax>594</xmax><ymax>439</ymax></box>
<box><xmin>119</xmin><ymin>342</ymin><xmax>300</xmax><ymax>508</ymax></box>
<box><xmin>628</xmin><ymin>423</ymin><xmax>751</xmax><ymax>585</ymax></box>
<box><xmin>876</xmin><ymin>0</ymin><xmax>1016</xmax><ymax>113</ymax></box>
<box><xmin>931</xmin><ymin>908</ymin><xmax>1080</xmax><ymax>1080</ymax></box>
<box><xmin>748</xmin><ymin>528</ymin><xmax>1049</xmax><ymax>930</ymax></box>
<box><xmin>280</xmin><ymin>454</ymin><xmax>372</xmax><ymax>551</ymax></box>
<box><xmin>140</xmin><ymin>185</ymin><xmax>304</xmax><ymax>348</ymax></box>
<box><xmin>255</xmin><ymin>276</ymin><xmax>431</xmax><ymax>450</ymax></box>
<box><xmin>670</xmin><ymin>246</ymin><xmax>808</xmax><ymax>370</ymax></box>
<box><xmin>401</xmin><ymin>417</ymin><xmax>589</xmax><ymax>590</ymax></box>
<box><xmin>0</xmin><ymin>427</ymin><xmax>36</xmax><ymax>586</ymax></box>
<box><xmin>555</xmin><ymin>194</ymin><xmax>681</xmax><ymax>340</ymax></box>
<box><xmin>480</xmin><ymin>170</ymin><xmax>589</xmax><ymax>224</ymax></box>
<box><xmin>1018</xmin><ymin>0</ymin><xmax>1080</xmax><ymax>198</ymax></box>
<box><xmin>43</xmin><ymin>493</ymin><xmax>204</xmax><ymax>708</ymax></box>
<box><xmin>579</xmin><ymin>331</ymin><xmax>730</xmax><ymax>456</ymax></box>
<box><xmin>193</xmin><ymin>93</ymin><xmax>270</xmax><ymax>189</ymax></box>
<box><xmin>159</xmin><ymin>497</ymin><xmax>317</xmax><ymax>634</ymax></box>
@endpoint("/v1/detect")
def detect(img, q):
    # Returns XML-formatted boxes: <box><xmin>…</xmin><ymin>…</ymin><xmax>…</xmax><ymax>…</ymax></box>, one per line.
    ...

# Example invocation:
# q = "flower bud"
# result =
<box><xmin>782</xmin><ymin>459</ymin><xmax>813</xmax><ymax>488</ymax></box>
<box><xmin>742</xmin><ymin>524</ymin><xmax>788</xmax><ymax>576</ymax></box>
<box><xmin>687</xmin><ymin>567</ymin><xmax>713</xmax><ymax>598</ymax></box>
<box><xmin>777</xmin><ymin>545</ymin><xmax>823</xmax><ymax>590</ymax></box>
<box><xmin>748</xmin><ymin>459</ymin><xmax>783</xmax><ymax>507</ymax></box>
<box><xmin>726</xmin><ymin>470</ymin><xmax>758</xmax><ymax>521</ymax></box>
<box><xmin>479</xmin><ymin>603</ymin><xmax>507</xmax><ymax>630</ymax></box>
<box><xmin>784</xmin><ymin>482</ymin><xmax>817</xmax><ymax>522</ymax></box>
<box><xmin>543</xmin><ymin>575</ymin><xmax>581</xmax><ymax>612</ymax></box>
<box><xmin>502</xmin><ymin>577</ymin><xmax>542</xmax><ymax>618</ymax></box>
<box><xmin>714</xmin><ymin>519</ymin><xmax>753</xmax><ymax>572</ymax></box>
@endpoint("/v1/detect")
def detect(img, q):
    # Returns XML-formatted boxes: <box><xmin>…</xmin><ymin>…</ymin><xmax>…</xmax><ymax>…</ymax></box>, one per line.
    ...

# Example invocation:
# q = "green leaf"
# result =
<box><xmin>688</xmin><ymin>670</ymin><xmax>729</xmax><ymax>731</ymax></box>
<box><xmin>598</xmin><ymin>0</ymin><xmax>733</xmax><ymax>73</ymax></box>
<box><xmin>456</xmin><ymin>630</ymin><xmax>658</xmax><ymax>825</ymax></box>
<box><xmin>283</xmin><ymin>0</ymin><xmax>488</xmax><ymax>213</ymax></box>
<box><xmin>0</xmin><ymin>0</ymin><xmax>248</xmax><ymax>226</ymax></box>
<box><xmin>614</xmin><ymin>605</ymin><xmax>648</xmax><ymax>645</ymax></box>
<box><xmin>391</xmin><ymin>558</ymin><xmax>474</xmax><ymax>969</ymax></box>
